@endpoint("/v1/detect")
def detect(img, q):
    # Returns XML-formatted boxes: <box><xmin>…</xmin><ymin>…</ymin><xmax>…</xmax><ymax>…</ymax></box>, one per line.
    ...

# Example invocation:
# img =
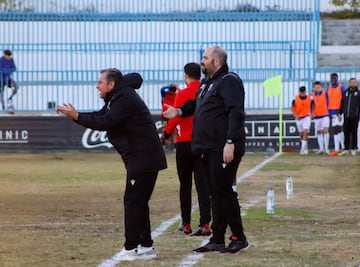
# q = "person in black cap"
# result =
<box><xmin>291</xmin><ymin>86</ymin><xmax>315</xmax><ymax>154</ymax></box>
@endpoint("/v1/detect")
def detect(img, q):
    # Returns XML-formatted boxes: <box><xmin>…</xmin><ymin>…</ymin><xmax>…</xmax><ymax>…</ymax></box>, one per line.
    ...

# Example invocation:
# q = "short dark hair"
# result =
<box><xmin>313</xmin><ymin>81</ymin><xmax>322</xmax><ymax>86</ymax></box>
<box><xmin>349</xmin><ymin>77</ymin><xmax>357</xmax><ymax>82</ymax></box>
<box><xmin>299</xmin><ymin>86</ymin><xmax>306</xmax><ymax>92</ymax></box>
<box><xmin>184</xmin><ymin>62</ymin><xmax>201</xmax><ymax>80</ymax></box>
<box><xmin>330</xmin><ymin>73</ymin><xmax>338</xmax><ymax>78</ymax></box>
<box><xmin>4</xmin><ymin>49</ymin><xmax>12</xmax><ymax>56</ymax></box>
<box><xmin>100</xmin><ymin>68</ymin><xmax>123</xmax><ymax>87</ymax></box>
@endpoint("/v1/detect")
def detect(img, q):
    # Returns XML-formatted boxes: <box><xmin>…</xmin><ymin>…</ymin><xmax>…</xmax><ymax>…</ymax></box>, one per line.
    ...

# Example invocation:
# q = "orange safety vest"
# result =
<box><xmin>312</xmin><ymin>90</ymin><xmax>328</xmax><ymax>117</ymax></box>
<box><xmin>293</xmin><ymin>94</ymin><xmax>311</xmax><ymax>118</ymax></box>
<box><xmin>327</xmin><ymin>84</ymin><xmax>342</xmax><ymax>110</ymax></box>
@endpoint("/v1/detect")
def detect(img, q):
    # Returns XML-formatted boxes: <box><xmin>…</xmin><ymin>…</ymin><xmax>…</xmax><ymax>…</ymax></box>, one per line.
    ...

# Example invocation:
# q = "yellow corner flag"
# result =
<box><xmin>263</xmin><ymin>75</ymin><xmax>283</xmax><ymax>153</ymax></box>
<box><xmin>263</xmin><ymin>75</ymin><xmax>282</xmax><ymax>97</ymax></box>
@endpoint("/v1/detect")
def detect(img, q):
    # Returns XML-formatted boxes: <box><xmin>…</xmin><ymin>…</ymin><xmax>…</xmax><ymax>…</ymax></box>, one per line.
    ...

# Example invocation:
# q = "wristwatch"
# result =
<box><xmin>226</xmin><ymin>139</ymin><xmax>233</xmax><ymax>144</ymax></box>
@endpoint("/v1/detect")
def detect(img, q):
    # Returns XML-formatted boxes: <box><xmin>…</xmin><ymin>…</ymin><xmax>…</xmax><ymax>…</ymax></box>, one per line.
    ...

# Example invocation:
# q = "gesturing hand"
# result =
<box><xmin>162</xmin><ymin>104</ymin><xmax>178</xmax><ymax>119</ymax></box>
<box><xmin>56</xmin><ymin>103</ymin><xmax>79</xmax><ymax>120</ymax></box>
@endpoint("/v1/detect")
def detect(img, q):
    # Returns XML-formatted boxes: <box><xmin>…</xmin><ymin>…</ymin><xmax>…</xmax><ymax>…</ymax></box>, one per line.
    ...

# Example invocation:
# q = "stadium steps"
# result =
<box><xmin>318</xmin><ymin>19</ymin><xmax>360</xmax><ymax>67</ymax></box>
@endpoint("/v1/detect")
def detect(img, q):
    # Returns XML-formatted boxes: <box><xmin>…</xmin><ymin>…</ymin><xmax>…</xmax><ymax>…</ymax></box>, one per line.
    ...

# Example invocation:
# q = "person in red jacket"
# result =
<box><xmin>163</xmin><ymin>62</ymin><xmax>211</xmax><ymax>236</ymax></box>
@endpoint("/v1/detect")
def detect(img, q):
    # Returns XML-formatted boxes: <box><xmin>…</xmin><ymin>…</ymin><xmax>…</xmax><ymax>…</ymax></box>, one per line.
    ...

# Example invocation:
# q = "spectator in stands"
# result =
<box><xmin>0</xmin><ymin>49</ymin><xmax>18</xmax><ymax>113</ymax></box>
<box><xmin>327</xmin><ymin>73</ymin><xmax>346</xmax><ymax>156</ymax></box>
<box><xmin>163</xmin><ymin>45</ymin><xmax>249</xmax><ymax>254</ymax></box>
<box><xmin>291</xmin><ymin>86</ymin><xmax>315</xmax><ymax>155</ymax></box>
<box><xmin>56</xmin><ymin>69</ymin><xmax>167</xmax><ymax>262</ymax></box>
<box><xmin>312</xmin><ymin>81</ymin><xmax>330</xmax><ymax>155</ymax></box>
<box><xmin>338</xmin><ymin>78</ymin><xmax>360</xmax><ymax>156</ymax></box>
<box><xmin>163</xmin><ymin>62</ymin><xmax>211</xmax><ymax>236</ymax></box>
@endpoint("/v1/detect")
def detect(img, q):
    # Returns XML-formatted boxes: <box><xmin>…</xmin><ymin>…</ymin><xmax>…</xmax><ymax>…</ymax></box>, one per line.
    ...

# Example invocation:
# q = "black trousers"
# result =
<box><xmin>176</xmin><ymin>141</ymin><xmax>211</xmax><ymax>226</ymax></box>
<box><xmin>199</xmin><ymin>151</ymin><xmax>246</xmax><ymax>244</ymax></box>
<box><xmin>124</xmin><ymin>171</ymin><xmax>158</xmax><ymax>250</ymax></box>
<box><xmin>343</xmin><ymin>117</ymin><xmax>359</xmax><ymax>150</ymax></box>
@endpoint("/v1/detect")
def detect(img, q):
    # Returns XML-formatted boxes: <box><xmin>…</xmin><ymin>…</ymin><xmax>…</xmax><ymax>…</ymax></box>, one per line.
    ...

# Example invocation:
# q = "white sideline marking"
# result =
<box><xmin>176</xmin><ymin>152</ymin><xmax>281</xmax><ymax>267</ymax></box>
<box><xmin>151</xmin><ymin>214</ymin><xmax>181</xmax><ymax>240</ymax></box>
<box><xmin>236</xmin><ymin>152</ymin><xmax>282</xmax><ymax>184</ymax></box>
<box><xmin>97</xmin><ymin>214</ymin><xmax>182</xmax><ymax>267</ymax></box>
<box><xmin>98</xmin><ymin>152</ymin><xmax>281</xmax><ymax>267</ymax></box>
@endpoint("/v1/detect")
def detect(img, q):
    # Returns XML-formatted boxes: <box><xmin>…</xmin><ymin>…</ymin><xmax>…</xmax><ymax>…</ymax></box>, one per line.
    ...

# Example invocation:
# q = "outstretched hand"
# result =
<box><xmin>56</xmin><ymin>103</ymin><xmax>79</xmax><ymax>120</ymax></box>
<box><xmin>162</xmin><ymin>104</ymin><xmax>178</xmax><ymax>119</ymax></box>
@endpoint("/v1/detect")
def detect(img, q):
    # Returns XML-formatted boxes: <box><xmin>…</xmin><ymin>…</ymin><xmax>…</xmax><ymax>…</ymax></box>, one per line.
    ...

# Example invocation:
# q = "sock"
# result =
<box><xmin>334</xmin><ymin>134</ymin><xmax>339</xmax><ymax>152</ymax></box>
<box><xmin>301</xmin><ymin>140</ymin><xmax>306</xmax><ymax>151</ymax></box>
<box><xmin>7</xmin><ymin>87</ymin><xmax>13</xmax><ymax>100</ymax></box>
<box><xmin>324</xmin><ymin>133</ymin><xmax>329</xmax><ymax>152</ymax></box>
<box><xmin>317</xmin><ymin>134</ymin><xmax>324</xmax><ymax>151</ymax></box>
<box><xmin>304</xmin><ymin>140</ymin><xmax>308</xmax><ymax>151</ymax></box>
<box><xmin>339</xmin><ymin>132</ymin><xmax>345</xmax><ymax>150</ymax></box>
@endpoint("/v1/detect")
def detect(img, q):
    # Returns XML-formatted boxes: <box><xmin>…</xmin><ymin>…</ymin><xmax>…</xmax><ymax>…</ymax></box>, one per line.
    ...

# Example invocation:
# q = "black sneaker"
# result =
<box><xmin>193</xmin><ymin>242</ymin><xmax>225</xmax><ymax>253</ymax></box>
<box><xmin>221</xmin><ymin>239</ymin><xmax>250</xmax><ymax>254</ymax></box>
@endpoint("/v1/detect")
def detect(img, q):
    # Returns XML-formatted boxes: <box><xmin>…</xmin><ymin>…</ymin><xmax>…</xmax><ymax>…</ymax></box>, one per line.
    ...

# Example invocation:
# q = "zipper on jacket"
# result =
<box><xmin>346</xmin><ymin>92</ymin><xmax>352</xmax><ymax>117</ymax></box>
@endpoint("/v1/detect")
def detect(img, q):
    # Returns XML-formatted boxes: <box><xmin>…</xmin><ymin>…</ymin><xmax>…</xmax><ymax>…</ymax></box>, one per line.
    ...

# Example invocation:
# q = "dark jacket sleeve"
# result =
<box><xmin>76</xmin><ymin>89</ymin><xmax>132</xmax><ymax>131</ymax></box>
<box><xmin>220</xmin><ymin>74</ymin><xmax>246</xmax><ymax>141</ymax></box>
<box><xmin>180</xmin><ymin>99</ymin><xmax>196</xmax><ymax>117</ymax></box>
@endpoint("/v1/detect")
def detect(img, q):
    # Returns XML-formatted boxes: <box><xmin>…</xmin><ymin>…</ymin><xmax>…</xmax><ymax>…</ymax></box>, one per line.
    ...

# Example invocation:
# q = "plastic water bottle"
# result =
<box><xmin>286</xmin><ymin>176</ymin><xmax>294</xmax><ymax>199</ymax></box>
<box><xmin>266</xmin><ymin>188</ymin><xmax>275</xmax><ymax>214</ymax></box>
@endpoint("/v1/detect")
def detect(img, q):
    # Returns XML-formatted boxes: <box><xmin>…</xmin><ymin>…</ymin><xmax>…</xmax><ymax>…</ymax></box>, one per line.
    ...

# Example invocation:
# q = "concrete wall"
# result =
<box><xmin>318</xmin><ymin>19</ymin><xmax>360</xmax><ymax>67</ymax></box>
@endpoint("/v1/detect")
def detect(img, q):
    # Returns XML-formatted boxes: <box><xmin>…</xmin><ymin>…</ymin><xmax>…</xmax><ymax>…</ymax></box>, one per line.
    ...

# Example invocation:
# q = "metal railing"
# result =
<box><xmin>0</xmin><ymin>0</ymin><xmax>321</xmax><ymax>112</ymax></box>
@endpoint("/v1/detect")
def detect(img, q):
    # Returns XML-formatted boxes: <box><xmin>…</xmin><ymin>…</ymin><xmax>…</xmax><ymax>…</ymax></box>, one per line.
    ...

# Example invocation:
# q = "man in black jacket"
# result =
<box><xmin>338</xmin><ymin>77</ymin><xmax>360</xmax><ymax>156</ymax></box>
<box><xmin>57</xmin><ymin>69</ymin><xmax>167</xmax><ymax>261</ymax></box>
<box><xmin>164</xmin><ymin>46</ymin><xmax>249</xmax><ymax>254</ymax></box>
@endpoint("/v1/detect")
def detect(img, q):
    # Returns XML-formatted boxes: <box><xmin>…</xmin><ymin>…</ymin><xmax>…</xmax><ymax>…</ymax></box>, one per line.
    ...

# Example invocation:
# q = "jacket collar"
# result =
<box><xmin>208</xmin><ymin>63</ymin><xmax>229</xmax><ymax>81</ymax></box>
<box><xmin>347</xmin><ymin>86</ymin><xmax>358</xmax><ymax>92</ymax></box>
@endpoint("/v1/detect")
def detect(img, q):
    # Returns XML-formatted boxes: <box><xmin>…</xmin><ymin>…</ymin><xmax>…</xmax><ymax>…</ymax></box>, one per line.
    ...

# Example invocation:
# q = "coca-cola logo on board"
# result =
<box><xmin>81</xmin><ymin>129</ymin><xmax>113</xmax><ymax>149</ymax></box>
<box><xmin>81</xmin><ymin>120</ymin><xmax>164</xmax><ymax>149</ymax></box>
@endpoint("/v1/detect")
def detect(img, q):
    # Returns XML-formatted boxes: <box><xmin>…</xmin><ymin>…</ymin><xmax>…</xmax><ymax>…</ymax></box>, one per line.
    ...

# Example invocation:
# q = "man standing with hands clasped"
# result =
<box><xmin>57</xmin><ymin>68</ymin><xmax>167</xmax><ymax>262</ymax></box>
<box><xmin>164</xmin><ymin>45</ymin><xmax>249</xmax><ymax>254</ymax></box>
<box><xmin>338</xmin><ymin>78</ymin><xmax>360</xmax><ymax>156</ymax></box>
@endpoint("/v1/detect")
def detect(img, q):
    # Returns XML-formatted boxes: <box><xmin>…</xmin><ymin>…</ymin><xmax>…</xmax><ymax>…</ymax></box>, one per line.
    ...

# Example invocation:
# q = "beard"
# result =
<box><xmin>201</xmin><ymin>65</ymin><xmax>207</xmax><ymax>75</ymax></box>
<box><xmin>201</xmin><ymin>59</ymin><xmax>215</xmax><ymax>77</ymax></box>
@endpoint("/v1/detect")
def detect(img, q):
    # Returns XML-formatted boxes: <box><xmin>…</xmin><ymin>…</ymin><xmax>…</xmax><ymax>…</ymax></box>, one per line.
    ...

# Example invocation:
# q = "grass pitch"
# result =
<box><xmin>0</xmin><ymin>152</ymin><xmax>359</xmax><ymax>267</ymax></box>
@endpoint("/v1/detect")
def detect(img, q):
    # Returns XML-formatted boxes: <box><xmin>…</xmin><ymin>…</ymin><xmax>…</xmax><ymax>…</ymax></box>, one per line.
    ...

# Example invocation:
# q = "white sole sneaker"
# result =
<box><xmin>137</xmin><ymin>246</ymin><xmax>156</xmax><ymax>260</ymax></box>
<box><xmin>112</xmin><ymin>247</ymin><xmax>138</xmax><ymax>261</ymax></box>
